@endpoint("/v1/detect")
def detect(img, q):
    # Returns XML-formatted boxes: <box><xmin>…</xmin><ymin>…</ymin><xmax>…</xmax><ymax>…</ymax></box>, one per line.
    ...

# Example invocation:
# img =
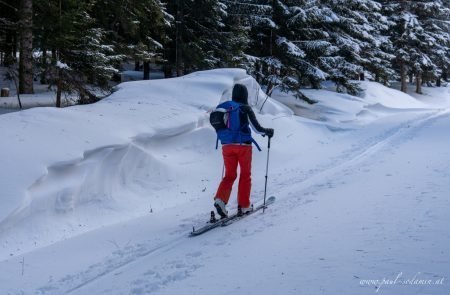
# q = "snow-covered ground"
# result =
<box><xmin>0</xmin><ymin>83</ymin><xmax>76</xmax><ymax>110</ymax></box>
<box><xmin>0</xmin><ymin>69</ymin><xmax>449</xmax><ymax>294</ymax></box>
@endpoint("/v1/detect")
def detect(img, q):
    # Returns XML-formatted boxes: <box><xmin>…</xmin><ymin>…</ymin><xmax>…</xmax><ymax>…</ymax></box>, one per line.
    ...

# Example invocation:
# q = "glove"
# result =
<box><xmin>264</xmin><ymin>128</ymin><xmax>274</xmax><ymax>138</ymax></box>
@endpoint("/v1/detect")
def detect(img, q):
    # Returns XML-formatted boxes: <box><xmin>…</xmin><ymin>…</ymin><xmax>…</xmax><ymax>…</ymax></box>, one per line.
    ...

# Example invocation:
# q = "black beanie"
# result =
<box><xmin>232</xmin><ymin>84</ymin><xmax>248</xmax><ymax>104</ymax></box>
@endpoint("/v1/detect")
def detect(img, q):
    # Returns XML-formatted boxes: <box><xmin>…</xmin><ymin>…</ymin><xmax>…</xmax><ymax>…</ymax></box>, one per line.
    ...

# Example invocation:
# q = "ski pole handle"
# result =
<box><xmin>268</xmin><ymin>136</ymin><xmax>271</xmax><ymax>149</ymax></box>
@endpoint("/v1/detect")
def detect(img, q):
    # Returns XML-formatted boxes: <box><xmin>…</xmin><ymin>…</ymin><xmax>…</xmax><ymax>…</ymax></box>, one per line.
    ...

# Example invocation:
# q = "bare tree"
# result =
<box><xmin>4</xmin><ymin>65</ymin><xmax>23</xmax><ymax>109</ymax></box>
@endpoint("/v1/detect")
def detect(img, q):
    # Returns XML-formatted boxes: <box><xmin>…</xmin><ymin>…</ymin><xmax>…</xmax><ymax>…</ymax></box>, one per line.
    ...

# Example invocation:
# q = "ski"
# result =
<box><xmin>189</xmin><ymin>196</ymin><xmax>276</xmax><ymax>237</ymax></box>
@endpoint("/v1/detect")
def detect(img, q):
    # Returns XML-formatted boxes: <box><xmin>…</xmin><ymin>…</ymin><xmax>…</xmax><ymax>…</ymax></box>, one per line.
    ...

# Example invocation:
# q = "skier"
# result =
<box><xmin>213</xmin><ymin>84</ymin><xmax>274</xmax><ymax>218</ymax></box>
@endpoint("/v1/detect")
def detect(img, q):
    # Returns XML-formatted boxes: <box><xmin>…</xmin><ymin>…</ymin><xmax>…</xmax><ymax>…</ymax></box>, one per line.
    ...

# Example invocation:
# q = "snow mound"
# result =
<box><xmin>272</xmin><ymin>81</ymin><xmax>429</xmax><ymax>124</ymax></box>
<box><xmin>358</xmin><ymin>81</ymin><xmax>427</xmax><ymax>109</ymax></box>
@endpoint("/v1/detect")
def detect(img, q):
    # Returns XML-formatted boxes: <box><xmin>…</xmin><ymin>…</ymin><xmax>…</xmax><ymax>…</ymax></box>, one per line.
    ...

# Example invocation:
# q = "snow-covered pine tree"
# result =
<box><xmin>439</xmin><ymin>0</ymin><xmax>450</xmax><ymax>83</ymax></box>
<box><xmin>352</xmin><ymin>0</ymin><xmax>396</xmax><ymax>84</ymax></box>
<box><xmin>224</xmin><ymin>0</ymin><xmax>318</xmax><ymax>101</ymax></box>
<box><xmin>0</xmin><ymin>1</ymin><xmax>22</xmax><ymax>107</ymax></box>
<box><xmin>259</xmin><ymin>0</ymin><xmax>321</xmax><ymax>101</ymax></box>
<box><xmin>0</xmin><ymin>0</ymin><xmax>34</xmax><ymax>93</ymax></box>
<box><xmin>277</xmin><ymin>0</ymin><xmax>338</xmax><ymax>96</ymax></box>
<box><xmin>416</xmin><ymin>1</ymin><xmax>450</xmax><ymax>87</ymax></box>
<box><xmin>182</xmin><ymin>0</ymin><xmax>229</xmax><ymax>71</ymax></box>
<box><xmin>383</xmin><ymin>0</ymin><xmax>449</xmax><ymax>93</ymax></box>
<box><xmin>0</xmin><ymin>1</ymin><xmax>18</xmax><ymax>65</ymax></box>
<box><xmin>162</xmin><ymin>0</ymin><xmax>239</xmax><ymax>75</ymax></box>
<box><xmin>34</xmin><ymin>0</ymin><xmax>121</xmax><ymax>106</ymax></box>
<box><xmin>226</xmin><ymin>0</ymin><xmax>395</xmax><ymax>99</ymax></box>
<box><xmin>222</xmin><ymin>0</ymin><xmax>277</xmax><ymax>86</ymax></box>
<box><xmin>93</xmin><ymin>0</ymin><xmax>170</xmax><ymax>80</ymax></box>
<box><xmin>313</xmin><ymin>0</ymin><xmax>396</xmax><ymax>93</ymax></box>
<box><xmin>218</xmin><ymin>1</ymin><xmax>250</xmax><ymax>68</ymax></box>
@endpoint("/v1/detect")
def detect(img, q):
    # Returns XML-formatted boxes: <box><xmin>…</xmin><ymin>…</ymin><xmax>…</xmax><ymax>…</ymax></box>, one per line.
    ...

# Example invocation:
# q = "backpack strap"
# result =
<box><xmin>251</xmin><ymin>137</ymin><xmax>262</xmax><ymax>152</ymax></box>
<box><xmin>237</xmin><ymin>103</ymin><xmax>262</xmax><ymax>152</ymax></box>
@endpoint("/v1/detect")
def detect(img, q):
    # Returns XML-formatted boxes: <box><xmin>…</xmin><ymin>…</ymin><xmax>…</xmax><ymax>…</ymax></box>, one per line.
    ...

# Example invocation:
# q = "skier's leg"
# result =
<box><xmin>237</xmin><ymin>145</ymin><xmax>252</xmax><ymax>208</ymax></box>
<box><xmin>215</xmin><ymin>145</ymin><xmax>238</xmax><ymax>204</ymax></box>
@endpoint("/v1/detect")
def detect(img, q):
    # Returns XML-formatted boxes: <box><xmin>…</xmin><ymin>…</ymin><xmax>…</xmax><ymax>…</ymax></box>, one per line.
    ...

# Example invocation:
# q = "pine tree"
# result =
<box><xmin>313</xmin><ymin>0</ymin><xmax>395</xmax><ymax>92</ymax></box>
<box><xmin>163</xmin><ymin>0</ymin><xmax>238</xmax><ymax>75</ymax></box>
<box><xmin>34</xmin><ymin>0</ymin><xmax>121</xmax><ymax>106</ymax></box>
<box><xmin>217</xmin><ymin>1</ymin><xmax>250</xmax><ymax>68</ymax></box>
<box><xmin>225</xmin><ymin>0</ymin><xmax>395</xmax><ymax>99</ymax></box>
<box><xmin>275</xmin><ymin>1</ymin><xmax>338</xmax><ymax>96</ymax></box>
<box><xmin>418</xmin><ymin>1</ymin><xmax>450</xmax><ymax>87</ymax></box>
<box><xmin>224</xmin><ymin>1</ymin><xmax>283</xmax><ymax>95</ymax></box>
<box><xmin>92</xmin><ymin>0</ymin><xmax>170</xmax><ymax>80</ymax></box>
<box><xmin>0</xmin><ymin>0</ymin><xmax>19</xmax><ymax>66</ymax></box>
<box><xmin>383</xmin><ymin>0</ymin><xmax>449</xmax><ymax>93</ymax></box>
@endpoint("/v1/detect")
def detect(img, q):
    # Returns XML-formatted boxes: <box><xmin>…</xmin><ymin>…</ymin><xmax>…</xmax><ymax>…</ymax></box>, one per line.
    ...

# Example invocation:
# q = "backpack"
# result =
<box><xmin>210</xmin><ymin>101</ymin><xmax>261</xmax><ymax>151</ymax></box>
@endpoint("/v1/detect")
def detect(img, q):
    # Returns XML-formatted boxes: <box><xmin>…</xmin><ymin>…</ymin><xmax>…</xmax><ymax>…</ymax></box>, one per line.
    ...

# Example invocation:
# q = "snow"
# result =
<box><xmin>276</xmin><ymin>37</ymin><xmax>306</xmax><ymax>58</ymax></box>
<box><xmin>0</xmin><ymin>69</ymin><xmax>450</xmax><ymax>294</ymax></box>
<box><xmin>0</xmin><ymin>68</ymin><xmax>287</xmax><ymax>259</ymax></box>
<box><xmin>56</xmin><ymin>61</ymin><xmax>70</xmax><ymax>70</ymax></box>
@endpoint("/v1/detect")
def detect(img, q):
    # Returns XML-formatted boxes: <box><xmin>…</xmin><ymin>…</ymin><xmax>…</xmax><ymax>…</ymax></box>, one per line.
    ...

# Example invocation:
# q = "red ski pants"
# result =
<box><xmin>215</xmin><ymin>145</ymin><xmax>252</xmax><ymax>208</ymax></box>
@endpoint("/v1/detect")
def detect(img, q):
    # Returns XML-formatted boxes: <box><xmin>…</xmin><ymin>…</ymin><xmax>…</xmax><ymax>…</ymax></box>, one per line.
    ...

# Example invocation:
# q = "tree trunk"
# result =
<box><xmin>436</xmin><ymin>77</ymin><xmax>441</xmax><ymax>87</ymax></box>
<box><xmin>13</xmin><ymin>32</ymin><xmax>18</xmax><ymax>60</ymax></box>
<box><xmin>40</xmin><ymin>48</ymin><xmax>47</xmax><ymax>84</ymax></box>
<box><xmin>163</xmin><ymin>65</ymin><xmax>172</xmax><ymax>78</ymax></box>
<box><xmin>4</xmin><ymin>32</ymin><xmax>14</xmax><ymax>66</ymax></box>
<box><xmin>400</xmin><ymin>61</ymin><xmax>407</xmax><ymax>93</ymax></box>
<box><xmin>134</xmin><ymin>61</ymin><xmax>140</xmax><ymax>71</ymax></box>
<box><xmin>408</xmin><ymin>73</ymin><xmax>413</xmax><ymax>84</ymax></box>
<box><xmin>375</xmin><ymin>73</ymin><xmax>380</xmax><ymax>83</ymax></box>
<box><xmin>56</xmin><ymin>70</ymin><xmax>62</xmax><ymax>108</ymax></box>
<box><xmin>415</xmin><ymin>74</ymin><xmax>422</xmax><ymax>94</ymax></box>
<box><xmin>143</xmin><ymin>61</ymin><xmax>150</xmax><ymax>80</ymax></box>
<box><xmin>8</xmin><ymin>68</ymin><xmax>23</xmax><ymax>109</ymax></box>
<box><xmin>175</xmin><ymin>0</ymin><xmax>183</xmax><ymax>77</ymax></box>
<box><xmin>19</xmin><ymin>0</ymin><xmax>34</xmax><ymax>94</ymax></box>
<box><xmin>359</xmin><ymin>72</ymin><xmax>365</xmax><ymax>81</ymax></box>
<box><xmin>266</xmin><ymin>81</ymin><xmax>274</xmax><ymax>96</ymax></box>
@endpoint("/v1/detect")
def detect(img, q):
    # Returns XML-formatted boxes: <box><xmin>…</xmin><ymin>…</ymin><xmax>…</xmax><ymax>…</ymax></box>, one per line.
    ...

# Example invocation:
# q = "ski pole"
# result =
<box><xmin>263</xmin><ymin>136</ymin><xmax>271</xmax><ymax>213</ymax></box>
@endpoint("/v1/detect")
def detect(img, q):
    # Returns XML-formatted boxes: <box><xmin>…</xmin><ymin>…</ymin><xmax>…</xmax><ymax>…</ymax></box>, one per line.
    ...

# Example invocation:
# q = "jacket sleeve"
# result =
<box><xmin>242</xmin><ymin>105</ymin><xmax>266</xmax><ymax>134</ymax></box>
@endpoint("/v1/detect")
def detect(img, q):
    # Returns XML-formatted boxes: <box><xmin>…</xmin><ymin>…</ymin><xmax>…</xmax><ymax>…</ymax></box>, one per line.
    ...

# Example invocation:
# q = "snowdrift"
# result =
<box><xmin>0</xmin><ymin>69</ymin><xmax>291</xmax><ymax>258</ymax></box>
<box><xmin>273</xmin><ymin>80</ymin><xmax>428</xmax><ymax>124</ymax></box>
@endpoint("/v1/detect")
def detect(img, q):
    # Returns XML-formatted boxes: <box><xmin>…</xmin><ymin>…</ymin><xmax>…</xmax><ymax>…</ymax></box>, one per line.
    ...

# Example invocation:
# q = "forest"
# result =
<box><xmin>0</xmin><ymin>0</ymin><xmax>449</xmax><ymax>105</ymax></box>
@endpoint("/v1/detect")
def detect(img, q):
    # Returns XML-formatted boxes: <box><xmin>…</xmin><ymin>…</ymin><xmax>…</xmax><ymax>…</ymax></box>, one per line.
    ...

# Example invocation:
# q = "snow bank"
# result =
<box><xmin>358</xmin><ymin>80</ymin><xmax>427</xmax><ymax>109</ymax></box>
<box><xmin>272</xmin><ymin>81</ymin><xmax>429</xmax><ymax>125</ymax></box>
<box><xmin>0</xmin><ymin>69</ymin><xmax>290</xmax><ymax>258</ymax></box>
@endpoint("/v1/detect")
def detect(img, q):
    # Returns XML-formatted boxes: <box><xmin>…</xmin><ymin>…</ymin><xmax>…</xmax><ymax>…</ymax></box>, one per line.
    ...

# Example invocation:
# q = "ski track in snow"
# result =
<box><xmin>51</xmin><ymin>237</ymin><xmax>188</xmax><ymax>294</ymax></box>
<box><xmin>29</xmin><ymin>108</ymin><xmax>450</xmax><ymax>295</ymax></box>
<box><xmin>278</xmin><ymin>109</ymin><xmax>447</xmax><ymax>190</ymax></box>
